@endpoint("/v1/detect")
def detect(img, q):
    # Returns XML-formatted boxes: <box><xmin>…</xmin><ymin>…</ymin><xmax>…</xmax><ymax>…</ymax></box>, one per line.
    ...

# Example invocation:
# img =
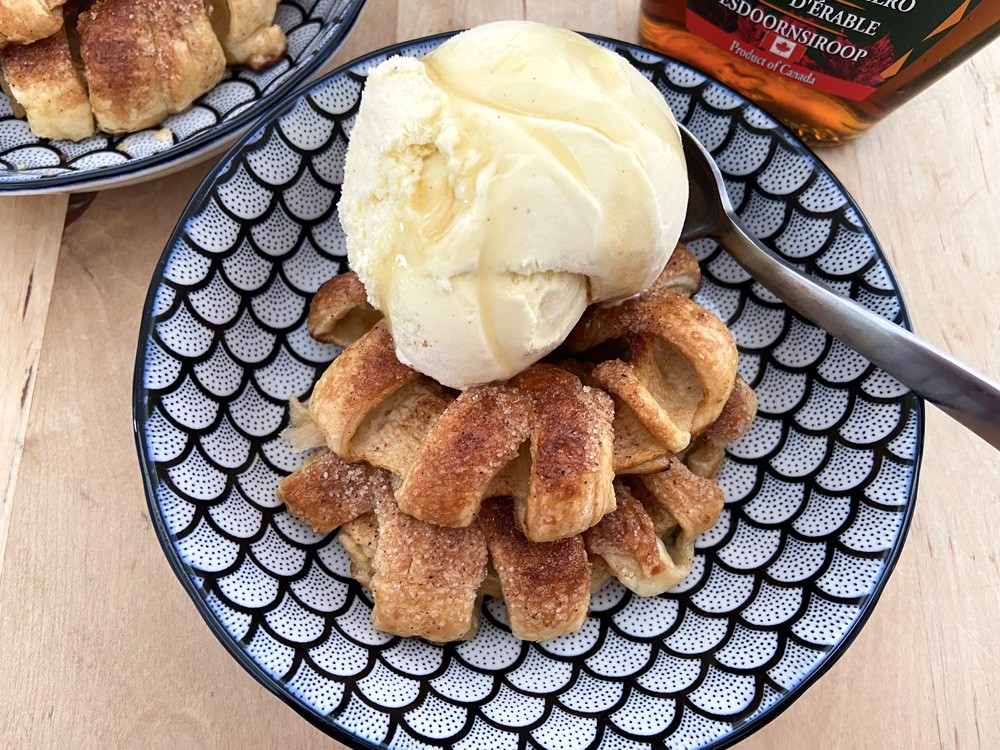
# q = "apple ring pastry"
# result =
<box><xmin>277</xmin><ymin>244</ymin><xmax>758</xmax><ymax>641</ymax></box>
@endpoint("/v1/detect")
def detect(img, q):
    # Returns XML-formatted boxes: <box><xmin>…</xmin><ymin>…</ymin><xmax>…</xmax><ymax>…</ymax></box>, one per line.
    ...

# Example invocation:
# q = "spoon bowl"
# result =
<box><xmin>676</xmin><ymin>123</ymin><xmax>1000</xmax><ymax>450</ymax></box>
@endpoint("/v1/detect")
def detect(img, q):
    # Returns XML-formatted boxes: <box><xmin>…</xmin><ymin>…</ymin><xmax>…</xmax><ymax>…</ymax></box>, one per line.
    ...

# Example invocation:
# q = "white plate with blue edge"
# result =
<box><xmin>0</xmin><ymin>0</ymin><xmax>367</xmax><ymax>195</ymax></box>
<box><xmin>133</xmin><ymin>32</ymin><xmax>922</xmax><ymax>750</ymax></box>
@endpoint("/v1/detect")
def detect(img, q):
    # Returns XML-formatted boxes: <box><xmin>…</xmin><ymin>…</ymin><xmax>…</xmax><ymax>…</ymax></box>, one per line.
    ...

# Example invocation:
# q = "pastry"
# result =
<box><xmin>306</xmin><ymin>318</ymin><xmax>619</xmax><ymax>543</ymax></box>
<box><xmin>0</xmin><ymin>0</ymin><xmax>287</xmax><ymax>140</ymax></box>
<box><xmin>0</xmin><ymin>0</ymin><xmax>68</xmax><ymax>48</ymax></box>
<box><xmin>277</xmin><ymin>244</ymin><xmax>759</xmax><ymax>641</ymax></box>
<box><xmin>0</xmin><ymin>24</ymin><xmax>93</xmax><ymax>141</ymax></box>
<box><xmin>77</xmin><ymin>0</ymin><xmax>226</xmax><ymax>134</ymax></box>
<box><xmin>282</xmin><ymin>451</ymin><xmax>736</xmax><ymax>641</ymax></box>
<box><xmin>210</xmin><ymin>0</ymin><xmax>286</xmax><ymax>70</ymax></box>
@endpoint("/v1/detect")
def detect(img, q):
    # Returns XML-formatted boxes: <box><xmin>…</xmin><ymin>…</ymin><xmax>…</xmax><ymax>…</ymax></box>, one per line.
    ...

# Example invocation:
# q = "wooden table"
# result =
<box><xmin>2</xmin><ymin>1</ymin><xmax>998</xmax><ymax>747</ymax></box>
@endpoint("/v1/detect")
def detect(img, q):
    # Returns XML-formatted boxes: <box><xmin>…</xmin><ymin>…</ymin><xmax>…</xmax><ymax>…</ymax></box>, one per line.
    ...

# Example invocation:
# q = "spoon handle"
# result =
<box><xmin>721</xmin><ymin>222</ymin><xmax>1000</xmax><ymax>450</ymax></box>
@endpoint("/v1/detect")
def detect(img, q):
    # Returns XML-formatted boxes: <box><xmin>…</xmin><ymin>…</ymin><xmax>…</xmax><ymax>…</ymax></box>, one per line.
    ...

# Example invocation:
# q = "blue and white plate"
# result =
<box><xmin>134</xmin><ymin>33</ymin><xmax>922</xmax><ymax>750</ymax></box>
<box><xmin>0</xmin><ymin>0</ymin><xmax>366</xmax><ymax>194</ymax></box>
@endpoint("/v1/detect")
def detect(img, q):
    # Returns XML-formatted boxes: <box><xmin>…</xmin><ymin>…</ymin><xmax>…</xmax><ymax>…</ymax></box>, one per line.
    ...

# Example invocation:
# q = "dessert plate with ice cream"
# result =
<box><xmin>134</xmin><ymin>22</ymin><xmax>921</xmax><ymax>750</ymax></box>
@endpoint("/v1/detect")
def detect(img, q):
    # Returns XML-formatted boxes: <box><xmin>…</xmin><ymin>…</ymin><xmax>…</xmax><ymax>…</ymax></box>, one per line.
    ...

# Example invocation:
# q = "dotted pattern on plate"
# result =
<box><xmin>0</xmin><ymin>0</ymin><xmax>363</xmax><ymax>185</ymax></box>
<box><xmin>136</xmin><ymin>39</ymin><xmax>921</xmax><ymax>750</ymax></box>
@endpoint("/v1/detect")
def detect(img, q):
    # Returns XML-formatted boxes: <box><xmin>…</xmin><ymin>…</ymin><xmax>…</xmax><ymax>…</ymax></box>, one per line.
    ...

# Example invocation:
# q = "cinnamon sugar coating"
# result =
<box><xmin>0</xmin><ymin>0</ymin><xmax>287</xmax><ymax>139</ymax></box>
<box><xmin>280</xmin><ymin>244</ymin><xmax>758</xmax><ymax>641</ymax></box>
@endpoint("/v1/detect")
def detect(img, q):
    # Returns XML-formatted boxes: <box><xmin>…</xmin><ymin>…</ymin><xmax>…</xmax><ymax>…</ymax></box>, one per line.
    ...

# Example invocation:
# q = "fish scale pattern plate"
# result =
<box><xmin>0</xmin><ymin>0</ymin><xmax>367</xmax><ymax>194</ymax></box>
<box><xmin>134</xmin><ymin>34</ymin><xmax>921</xmax><ymax>750</ymax></box>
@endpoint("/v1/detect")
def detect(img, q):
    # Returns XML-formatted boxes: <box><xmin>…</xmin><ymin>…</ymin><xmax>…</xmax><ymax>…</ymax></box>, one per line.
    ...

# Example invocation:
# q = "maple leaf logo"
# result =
<box><xmin>767</xmin><ymin>34</ymin><xmax>800</xmax><ymax>59</ymax></box>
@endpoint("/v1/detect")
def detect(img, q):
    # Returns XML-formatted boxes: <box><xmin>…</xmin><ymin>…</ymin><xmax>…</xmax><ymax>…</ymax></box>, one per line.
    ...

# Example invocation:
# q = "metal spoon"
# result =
<box><xmin>677</xmin><ymin>123</ymin><xmax>1000</xmax><ymax>450</ymax></box>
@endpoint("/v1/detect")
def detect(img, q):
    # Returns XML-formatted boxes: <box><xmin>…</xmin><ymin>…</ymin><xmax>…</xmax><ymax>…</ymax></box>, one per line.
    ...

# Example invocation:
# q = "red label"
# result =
<box><xmin>687</xmin><ymin>13</ymin><xmax>878</xmax><ymax>101</ymax></box>
<box><xmin>684</xmin><ymin>0</ymin><xmax>994</xmax><ymax>103</ymax></box>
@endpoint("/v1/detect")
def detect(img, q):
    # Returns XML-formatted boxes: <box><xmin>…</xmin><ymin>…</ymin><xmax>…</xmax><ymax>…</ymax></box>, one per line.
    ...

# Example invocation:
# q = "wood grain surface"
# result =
<box><xmin>1</xmin><ymin>1</ymin><xmax>998</xmax><ymax>748</ymax></box>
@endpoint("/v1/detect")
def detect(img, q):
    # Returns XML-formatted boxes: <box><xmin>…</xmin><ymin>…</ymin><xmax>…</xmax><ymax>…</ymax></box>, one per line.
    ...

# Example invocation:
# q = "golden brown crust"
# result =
<box><xmin>332</xmin><ymin>462</ymin><xmax>729</xmax><ymax>641</ymax></box>
<box><xmin>348</xmin><ymin>378</ymin><xmax>453</xmax><ymax>474</ymax></box>
<box><xmin>309</xmin><ymin>321</ymin><xmax>423</xmax><ymax>458</ymax></box>
<box><xmin>704</xmin><ymin>374</ymin><xmax>757</xmax><ymax>445</ymax></box>
<box><xmin>397</xmin><ymin>384</ymin><xmax>529</xmax><ymax>527</ymax></box>
<box><xmin>3</xmin><ymin>0</ymin><xmax>286</xmax><ymax>137</ymax></box>
<box><xmin>647</xmin><ymin>292</ymin><xmax>739</xmax><ymax>436</ymax></box>
<box><xmin>0</xmin><ymin>24</ymin><xmax>94</xmax><ymax>141</ymax></box>
<box><xmin>568</xmin><ymin>288</ymin><xmax>739</xmax><ymax>472</ymax></box>
<box><xmin>371</xmin><ymin>492</ymin><xmax>488</xmax><ymax>643</ymax></box>
<box><xmin>478</xmin><ymin>497</ymin><xmax>590</xmax><ymax>642</ymax></box>
<box><xmin>592</xmin><ymin>356</ymin><xmax>691</xmax><ymax>457</ymax></box>
<box><xmin>584</xmin><ymin>481</ymin><xmax>687</xmax><ymax>596</ymax></box>
<box><xmin>629</xmin><ymin>459</ymin><xmax>725</xmax><ymax>545</ymax></box>
<box><xmin>77</xmin><ymin>0</ymin><xmax>226</xmax><ymax>133</ymax></box>
<box><xmin>0</xmin><ymin>0</ymin><xmax>67</xmax><ymax>48</ymax></box>
<box><xmin>308</xmin><ymin>271</ymin><xmax>382</xmax><ymax>348</ymax></box>
<box><xmin>308</xmin><ymin>342</ymin><xmax>619</xmax><ymax>540</ymax></box>
<box><xmin>280</xmin><ymin>256</ymin><xmax>756</xmax><ymax>642</ymax></box>
<box><xmin>275</xmin><ymin>450</ymin><xmax>392</xmax><ymax>534</ymax></box>
<box><xmin>565</xmin><ymin>244</ymin><xmax>701</xmax><ymax>353</ymax></box>
<box><xmin>337</xmin><ymin>502</ymin><xmax>618</xmax><ymax>636</ymax></box>
<box><xmin>513</xmin><ymin>364</ymin><xmax>616</xmax><ymax>542</ymax></box>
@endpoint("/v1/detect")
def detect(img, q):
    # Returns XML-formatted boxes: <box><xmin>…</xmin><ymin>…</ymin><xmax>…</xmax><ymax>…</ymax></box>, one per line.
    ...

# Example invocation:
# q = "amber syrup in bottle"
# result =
<box><xmin>639</xmin><ymin>0</ymin><xmax>1000</xmax><ymax>145</ymax></box>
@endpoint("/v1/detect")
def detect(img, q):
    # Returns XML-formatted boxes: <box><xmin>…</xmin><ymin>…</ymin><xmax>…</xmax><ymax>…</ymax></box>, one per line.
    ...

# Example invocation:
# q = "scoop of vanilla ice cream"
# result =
<box><xmin>339</xmin><ymin>21</ymin><xmax>688</xmax><ymax>389</ymax></box>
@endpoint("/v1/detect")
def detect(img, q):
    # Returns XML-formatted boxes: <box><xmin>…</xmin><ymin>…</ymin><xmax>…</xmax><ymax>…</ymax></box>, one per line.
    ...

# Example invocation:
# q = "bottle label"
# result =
<box><xmin>686</xmin><ymin>0</ymin><xmax>984</xmax><ymax>101</ymax></box>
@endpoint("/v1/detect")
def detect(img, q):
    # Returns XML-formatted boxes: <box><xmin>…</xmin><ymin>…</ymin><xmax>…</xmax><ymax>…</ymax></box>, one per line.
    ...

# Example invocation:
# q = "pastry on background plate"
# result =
<box><xmin>0</xmin><ymin>0</ymin><xmax>68</xmax><ymax>48</ymax></box>
<box><xmin>0</xmin><ymin>24</ymin><xmax>93</xmax><ymax>141</ymax></box>
<box><xmin>0</xmin><ymin>0</ymin><xmax>287</xmax><ymax>140</ymax></box>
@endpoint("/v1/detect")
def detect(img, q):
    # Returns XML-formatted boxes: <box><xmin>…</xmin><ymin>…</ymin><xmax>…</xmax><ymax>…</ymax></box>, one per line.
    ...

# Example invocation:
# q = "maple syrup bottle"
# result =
<box><xmin>639</xmin><ymin>0</ymin><xmax>1000</xmax><ymax>145</ymax></box>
